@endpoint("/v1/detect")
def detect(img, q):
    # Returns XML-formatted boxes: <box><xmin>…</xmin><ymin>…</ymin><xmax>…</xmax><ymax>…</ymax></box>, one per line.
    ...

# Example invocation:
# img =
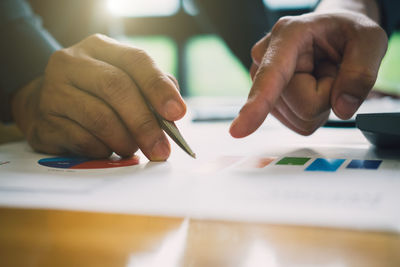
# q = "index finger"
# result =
<box><xmin>85</xmin><ymin>34</ymin><xmax>186</xmax><ymax>121</ymax></box>
<box><xmin>230</xmin><ymin>28</ymin><xmax>301</xmax><ymax>138</ymax></box>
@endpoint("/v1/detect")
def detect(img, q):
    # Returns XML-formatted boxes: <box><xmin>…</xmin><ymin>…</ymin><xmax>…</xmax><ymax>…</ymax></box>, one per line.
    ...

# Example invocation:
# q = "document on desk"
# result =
<box><xmin>1</xmin><ymin>117</ymin><xmax>400</xmax><ymax>233</ymax></box>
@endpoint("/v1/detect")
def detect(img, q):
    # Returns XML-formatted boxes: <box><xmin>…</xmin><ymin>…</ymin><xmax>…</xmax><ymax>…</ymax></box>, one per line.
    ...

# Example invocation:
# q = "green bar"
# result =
<box><xmin>276</xmin><ymin>157</ymin><xmax>311</xmax><ymax>166</ymax></box>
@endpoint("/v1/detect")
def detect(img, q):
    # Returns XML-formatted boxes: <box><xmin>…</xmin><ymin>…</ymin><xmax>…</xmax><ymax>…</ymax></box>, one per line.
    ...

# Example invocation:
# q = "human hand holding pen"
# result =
<box><xmin>230</xmin><ymin>0</ymin><xmax>388</xmax><ymax>138</ymax></box>
<box><xmin>12</xmin><ymin>34</ymin><xmax>186</xmax><ymax>161</ymax></box>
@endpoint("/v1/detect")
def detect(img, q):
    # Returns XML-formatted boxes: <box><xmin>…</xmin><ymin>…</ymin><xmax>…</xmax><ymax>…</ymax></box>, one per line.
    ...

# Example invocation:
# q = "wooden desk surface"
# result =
<box><xmin>1</xmin><ymin>207</ymin><xmax>399</xmax><ymax>267</ymax></box>
<box><xmin>1</xmin><ymin>124</ymin><xmax>400</xmax><ymax>267</ymax></box>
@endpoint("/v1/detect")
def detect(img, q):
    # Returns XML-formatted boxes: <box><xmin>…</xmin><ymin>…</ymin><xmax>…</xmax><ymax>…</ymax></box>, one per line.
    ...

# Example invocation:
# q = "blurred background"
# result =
<box><xmin>27</xmin><ymin>0</ymin><xmax>399</xmax><ymax>98</ymax></box>
<box><xmin>2</xmin><ymin>0</ymin><xmax>398</xmax><ymax>143</ymax></box>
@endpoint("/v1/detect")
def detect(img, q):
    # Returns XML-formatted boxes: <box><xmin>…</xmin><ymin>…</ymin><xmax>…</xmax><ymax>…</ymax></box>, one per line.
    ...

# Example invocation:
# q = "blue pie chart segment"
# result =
<box><xmin>38</xmin><ymin>157</ymin><xmax>89</xmax><ymax>169</ymax></box>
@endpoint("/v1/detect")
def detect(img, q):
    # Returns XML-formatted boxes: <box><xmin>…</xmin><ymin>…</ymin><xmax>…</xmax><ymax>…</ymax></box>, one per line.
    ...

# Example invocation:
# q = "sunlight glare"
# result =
<box><xmin>242</xmin><ymin>240</ymin><xmax>278</xmax><ymax>267</ymax></box>
<box><xmin>126</xmin><ymin>218</ymin><xmax>189</xmax><ymax>267</ymax></box>
<box><xmin>106</xmin><ymin>0</ymin><xmax>179</xmax><ymax>17</ymax></box>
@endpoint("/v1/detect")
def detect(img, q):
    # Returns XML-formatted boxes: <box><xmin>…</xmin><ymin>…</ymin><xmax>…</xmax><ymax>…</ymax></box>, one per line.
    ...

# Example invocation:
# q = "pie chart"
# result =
<box><xmin>38</xmin><ymin>155</ymin><xmax>140</xmax><ymax>169</ymax></box>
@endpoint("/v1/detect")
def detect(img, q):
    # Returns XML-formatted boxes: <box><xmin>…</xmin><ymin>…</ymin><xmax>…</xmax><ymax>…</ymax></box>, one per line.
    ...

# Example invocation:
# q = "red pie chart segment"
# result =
<box><xmin>38</xmin><ymin>155</ymin><xmax>140</xmax><ymax>169</ymax></box>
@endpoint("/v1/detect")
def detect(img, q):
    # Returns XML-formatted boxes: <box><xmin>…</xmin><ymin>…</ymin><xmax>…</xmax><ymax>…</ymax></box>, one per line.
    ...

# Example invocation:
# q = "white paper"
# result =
<box><xmin>1</xmin><ymin>115</ymin><xmax>400</xmax><ymax>233</ymax></box>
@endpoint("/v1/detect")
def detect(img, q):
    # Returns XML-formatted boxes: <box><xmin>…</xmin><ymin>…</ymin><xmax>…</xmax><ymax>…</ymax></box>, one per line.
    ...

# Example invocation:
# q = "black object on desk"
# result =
<box><xmin>356</xmin><ymin>112</ymin><xmax>400</xmax><ymax>148</ymax></box>
<box><xmin>323</xmin><ymin>119</ymin><xmax>355</xmax><ymax>128</ymax></box>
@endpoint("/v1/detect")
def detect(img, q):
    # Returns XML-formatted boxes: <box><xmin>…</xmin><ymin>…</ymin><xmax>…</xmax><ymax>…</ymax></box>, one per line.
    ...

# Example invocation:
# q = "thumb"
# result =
<box><xmin>331</xmin><ymin>29</ymin><xmax>388</xmax><ymax>119</ymax></box>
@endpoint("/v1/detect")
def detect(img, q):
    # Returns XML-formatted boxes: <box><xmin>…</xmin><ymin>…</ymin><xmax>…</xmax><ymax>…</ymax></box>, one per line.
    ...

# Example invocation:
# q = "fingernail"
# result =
<box><xmin>150</xmin><ymin>137</ymin><xmax>170</xmax><ymax>161</ymax></box>
<box><xmin>164</xmin><ymin>99</ymin><xmax>184</xmax><ymax>119</ymax></box>
<box><xmin>335</xmin><ymin>94</ymin><xmax>361</xmax><ymax>119</ymax></box>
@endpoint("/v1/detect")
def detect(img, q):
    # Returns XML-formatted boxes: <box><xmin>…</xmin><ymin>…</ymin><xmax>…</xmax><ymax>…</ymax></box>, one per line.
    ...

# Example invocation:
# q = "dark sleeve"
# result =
<box><xmin>193</xmin><ymin>0</ymin><xmax>269</xmax><ymax>69</ymax></box>
<box><xmin>378</xmin><ymin>0</ymin><xmax>400</xmax><ymax>37</ymax></box>
<box><xmin>0</xmin><ymin>0</ymin><xmax>61</xmax><ymax>123</ymax></box>
<box><xmin>192</xmin><ymin>0</ymin><xmax>312</xmax><ymax>70</ymax></box>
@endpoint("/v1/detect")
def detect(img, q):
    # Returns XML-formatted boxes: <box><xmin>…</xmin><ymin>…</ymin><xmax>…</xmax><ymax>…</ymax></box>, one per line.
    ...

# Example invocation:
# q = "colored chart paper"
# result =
<box><xmin>346</xmin><ymin>160</ymin><xmax>382</xmax><ymax>170</ymax></box>
<box><xmin>38</xmin><ymin>156</ymin><xmax>140</xmax><ymax>169</ymax></box>
<box><xmin>276</xmin><ymin>157</ymin><xmax>311</xmax><ymax>166</ymax></box>
<box><xmin>1</xmin><ymin>116</ymin><xmax>400</xmax><ymax>233</ymax></box>
<box><xmin>305</xmin><ymin>158</ymin><xmax>345</xmax><ymax>172</ymax></box>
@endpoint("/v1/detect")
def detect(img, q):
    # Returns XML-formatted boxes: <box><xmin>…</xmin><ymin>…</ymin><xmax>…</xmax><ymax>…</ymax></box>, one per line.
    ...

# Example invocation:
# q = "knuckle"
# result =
<box><xmin>372</xmin><ymin>26</ymin><xmax>388</xmax><ymax>40</ymax></box>
<box><xmin>367</xmin><ymin>26</ymin><xmax>389</xmax><ymax>53</ymax></box>
<box><xmin>272</xmin><ymin>16</ymin><xmax>293</xmax><ymax>33</ymax></box>
<box><xmin>251</xmin><ymin>44</ymin><xmax>264</xmax><ymax>64</ymax></box>
<box><xmin>250</xmin><ymin>45</ymin><xmax>258</xmax><ymax>61</ymax></box>
<box><xmin>120</xmin><ymin>47</ymin><xmax>165</xmax><ymax>90</ymax></box>
<box><xmin>86</xmin><ymin>33</ymin><xmax>108</xmax><ymax>44</ymax></box>
<box><xmin>123</xmin><ymin>47</ymin><xmax>154</xmax><ymax>67</ymax></box>
<box><xmin>364</xmin><ymin>23</ymin><xmax>387</xmax><ymax>40</ymax></box>
<box><xmin>81</xmin><ymin>34</ymin><xmax>116</xmax><ymax>52</ymax></box>
<box><xmin>377</xmin><ymin>27</ymin><xmax>389</xmax><ymax>45</ymax></box>
<box><xmin>47</xmin><ymin>49</ymin><xmax>71</xmax><ymax>69</ymax></box>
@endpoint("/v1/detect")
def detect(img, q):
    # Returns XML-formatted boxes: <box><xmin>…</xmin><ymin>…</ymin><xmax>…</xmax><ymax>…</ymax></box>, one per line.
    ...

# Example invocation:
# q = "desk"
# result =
<box><xmin>0</xmin><ymin>207</ymin><xmax>399</xmax><ymax>267</ymax></box>
<box><xmin>1</xmin><ymin>118</ymin><xmax>400</xmax><ymax>267</ymax></box>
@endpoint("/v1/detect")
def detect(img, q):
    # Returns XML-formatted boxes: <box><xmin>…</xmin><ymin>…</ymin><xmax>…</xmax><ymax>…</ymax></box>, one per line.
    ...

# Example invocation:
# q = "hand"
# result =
<box><xmin>12</xmin><ymin>34</ymin><xmax>186</xmax><ymax>161</ymax></box>
<box><xmin>230</xmin><ymin>11</ymin><xmax>388</xmax><ymax>137</ymax></box>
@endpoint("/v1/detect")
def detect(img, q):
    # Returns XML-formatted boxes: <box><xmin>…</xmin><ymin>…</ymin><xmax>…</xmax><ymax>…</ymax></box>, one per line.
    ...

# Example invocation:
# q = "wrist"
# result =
<box><xmin>315</xmin><ymin>0</ymin><xmax>380</xmax><ymax>24</ymax></box>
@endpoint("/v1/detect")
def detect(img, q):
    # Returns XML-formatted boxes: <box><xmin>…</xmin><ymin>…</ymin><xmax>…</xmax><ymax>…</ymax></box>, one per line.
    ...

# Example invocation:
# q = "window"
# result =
<box><xmin>186</xmin><ymin>35</ymin><xmax>251</xmax><ymax>97</ymax></box>
<box><xmin>375</xmin><ymin>32</ymin><xmax>400</xmax><ymax>95</ymax></box>
<box><xmin>122</xmin><ymin>36</ymin><xmax>178</xmax><ymax>77</ymax></box>
<box><xmin>107</xmin><ymin>0</ymin><xmax>180</xmax><ymax>17</ymax></box>
<box><xmin>263</xmin><ymin>0</ymin><xmax>318</xmax><ymax>9</ymax></box>
<box><xmin>105</xmin><ymin>0</ymin><xmax>319</xmax><ymax>97</ymax></box>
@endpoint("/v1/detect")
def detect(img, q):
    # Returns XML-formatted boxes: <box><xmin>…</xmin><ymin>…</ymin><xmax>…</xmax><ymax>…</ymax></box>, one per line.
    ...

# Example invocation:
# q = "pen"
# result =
<box><xmin>152</xmin><ymin>108</ymin><xmax>196</xmax><ymax>159</ymax></box>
